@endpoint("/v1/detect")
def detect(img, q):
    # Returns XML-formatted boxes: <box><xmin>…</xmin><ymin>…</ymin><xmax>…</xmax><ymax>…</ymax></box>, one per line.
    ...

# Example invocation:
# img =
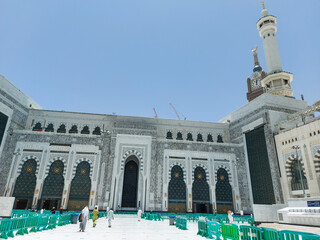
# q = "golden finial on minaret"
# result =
<box><xmin>261</xmin><ymin>1</ymin><xmax>265</xmax><ymax>10</ymax></box>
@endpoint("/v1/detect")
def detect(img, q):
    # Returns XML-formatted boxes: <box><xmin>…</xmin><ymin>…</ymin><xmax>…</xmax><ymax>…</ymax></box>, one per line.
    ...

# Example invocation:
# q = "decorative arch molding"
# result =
<box><xmin>168</xmin><ymin>162</ymin><xmax>186</xmax><ymax>182</ymax></box>
<box><xmin>314</xmin><ymin>149</ymin><xmax>320</xmax><ymax>174</ymax></box>
<box><xmin>72</xmin><ymin>157</ymin><xmax>93</xmax><ymax>178</ymax></box>
<box><xmin>45</xmin><ymin>157</ymin><xmax>67</xmax><ymax>177</ymax></box>
<box><xmin>192</xmin><ymin>164</ymin><xmax>209</xmax><ymax>183</ymax></box>
<box><xmin>285</xmin><ymin>154</ymin><xmax>306</xmax><ymax>179</ymax></box>
<box><xmin>17</xmin><ymin>155</ymin><xmax>40</xmax><ymax>175</ymax></box>
<box><xmin>121</xmin><ymin>149</ymin><xmax>144</xmax><ymax>172</ymax></box>
<box><xmin>215</xmin><ymin>165</ymin><xmax>232</xmax><ymax>182</ymax></box>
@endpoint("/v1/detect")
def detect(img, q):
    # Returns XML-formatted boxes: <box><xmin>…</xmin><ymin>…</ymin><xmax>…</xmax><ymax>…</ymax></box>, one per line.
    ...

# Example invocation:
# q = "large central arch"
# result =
<box><xmin>121</xmin><ymin>156</ymin><xmax>139</xmax><ymax>208</ymax></box>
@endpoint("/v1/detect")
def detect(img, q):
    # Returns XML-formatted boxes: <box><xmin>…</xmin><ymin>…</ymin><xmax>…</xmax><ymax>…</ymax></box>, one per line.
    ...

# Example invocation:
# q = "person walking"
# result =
<box><xmin>79</xmin><ymin>206</ymin><xmax>90</xmax><ymax>232</ymax></box>
<box><xmin>227</xmin><ymin>210</ymin><xmax>234</xmax><ymax>223</ymax></box>
<box><xmin>107</xmin><ymin>208</ymin><xmax>114</xmax><ymax>228</ymax></box>
<box><xmin>137</xmin><ymin>208</ymin><xmax>143</xmax><ymax>221</ymax></box>
<box><xmin>51</xmin><ymin>207</ymin><xmax>56</xmax><ymax>214</ymax></box>
<box><xmin>92</xmin><ymin>206</ymin><xmax>99</xmax><ymax>227</ymax></box>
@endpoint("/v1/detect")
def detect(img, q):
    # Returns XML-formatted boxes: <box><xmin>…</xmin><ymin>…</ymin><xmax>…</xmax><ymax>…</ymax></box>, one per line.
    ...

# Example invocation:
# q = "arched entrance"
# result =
<box><xmin>12</xmin><ymin>159</ymin><xmax>37</xmax><ymax>209</ymax></box>
<box><xmin>68</xmin><ymin>161</ymin><xmax>91</xmax><ymax>210</ymax></box>
<box><xmin>40</xmin><ymin>160</ymin><xmax>64</xmax><ymax>210</ymax></box>
<box><xmin>192</xmin><ymin>167</ymin><xmax>210</xmax><ymax>213</ymax></box>
<box><xmin>168</xmin><ymin>165</ymin><xmax>186</xmax><ymax>213</ymax></box>
<box><xmin>121</xmin><ymin>157</ymin><xmax>139</xmax><ymax>208</ymax></box>
<box><xmin>215</xmin><ymin>168</ymin><xmax>233</xmax><ymax>214</ymax></box>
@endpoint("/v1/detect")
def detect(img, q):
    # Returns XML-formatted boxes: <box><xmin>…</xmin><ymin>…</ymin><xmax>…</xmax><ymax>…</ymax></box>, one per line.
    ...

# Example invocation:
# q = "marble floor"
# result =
<box><xmin>13</xmin><ymin>215</ymin><xmax>320</xmax><ymax>240</ymax></box>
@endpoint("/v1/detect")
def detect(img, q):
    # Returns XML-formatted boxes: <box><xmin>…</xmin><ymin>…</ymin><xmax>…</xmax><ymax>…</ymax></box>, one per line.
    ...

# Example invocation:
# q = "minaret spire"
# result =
<box><xmin>261</xmin><ymin>1</ymin><xmax>265</xmax><ymax>10</ymax></box>
<box><xmin>251</xmin><ymin>46</ymin><xmax>261</xmax><ymax>70</ymax></box>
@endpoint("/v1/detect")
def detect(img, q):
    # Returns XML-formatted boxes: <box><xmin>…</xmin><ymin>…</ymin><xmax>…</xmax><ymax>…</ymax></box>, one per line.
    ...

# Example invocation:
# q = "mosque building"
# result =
<box><xmin>0</xmin><ymin>3</ymin><xmax>319</xmax><ymax>219</ymax></box>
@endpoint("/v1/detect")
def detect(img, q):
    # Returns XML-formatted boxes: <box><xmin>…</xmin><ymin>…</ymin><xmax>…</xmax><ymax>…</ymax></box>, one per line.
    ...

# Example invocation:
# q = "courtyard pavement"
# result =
<box><xmin>12</xmin><ymin>215</ymin><xmax>320</xmax><ymax>240</ymax></box>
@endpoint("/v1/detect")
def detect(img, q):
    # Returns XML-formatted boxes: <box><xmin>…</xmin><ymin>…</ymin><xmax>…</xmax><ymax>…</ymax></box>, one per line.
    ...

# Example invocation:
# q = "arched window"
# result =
<box><xmin>166</xmin><ymin>131</ymin><xmax>173</xmax><ymax>139</ymax></box>
<box><xmin>81</xmin><ymin>126</ymin><xmax>90</xmax><ymax>134</ymax></box>
<box><xmin>45</xmin><ymin>123</ymin><xmax>54</xmax><ymax>132</ymax></box>
<box><xmin>33</xmin><ymin>122</ymin><xmax>42</xmax><ymax>131</ymax></box>
<box><xmin>290</xmin><ymin>159</ymin><xmax>308</xmax><ymax>191</ymax></box>
<box><xmin>69</xmin><ymin>125</ymin><xmax>78</xmax><ymax>134</ymax></box>
<box><xmin>57</xmin><ymin>124</ymin><xmax>66</xmax><ymax>133</ymax></box>
<box><xmin>93</xmin><ymin>126</ymin><xmax>101</xmax><ymax>135</ymax></box>
<box><xmin>217</xmin><ymin>135</ymin><xmax>223</xmax><ymax>143</ymax></box>
<box><xmin>215</xmin><ymin>168</ymin><xmax>233</xmax><ymax>214</ymax></box>
<box><xmin>207</xmin><ymin>134</ymin><xmax>213</xmax><ymax>142</ymax></box>
<box><xmin>168</xmin><ymin>165</ymin><xmax>186</xmax><ymax>213</ymax></box>
<box><xmin>187</xmin><ymin>133</ymin><xmax>193</xmax><ymax>141</ymax></box>
<box><xmin>176</xmin><ymin>132</ymin><xmax>183</xmax><ymax>140</ymax></box>
<box><xmin>197</xmin><ymin>134</ymin><xmax>203</xmax><ymax>142</ymax></box>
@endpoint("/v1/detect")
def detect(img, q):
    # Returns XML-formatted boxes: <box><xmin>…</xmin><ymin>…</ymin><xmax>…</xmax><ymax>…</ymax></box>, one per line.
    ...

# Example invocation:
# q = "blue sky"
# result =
<box><xmin>0</xmin><ymin>1</ymin><xmax>319</xmax><ymax>122</ymax></box>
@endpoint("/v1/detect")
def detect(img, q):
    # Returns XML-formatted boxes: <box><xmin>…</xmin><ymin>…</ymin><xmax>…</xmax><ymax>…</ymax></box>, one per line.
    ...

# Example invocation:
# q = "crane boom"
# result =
<box><xmin>169</xmin><ymin>103</ymin><xmax>181</xmax><ymax>120</ymax></box>
<box><xmin>153</xmin><ymin>108</ymin><xmax>158</xmax><ymax>118</ymax></box>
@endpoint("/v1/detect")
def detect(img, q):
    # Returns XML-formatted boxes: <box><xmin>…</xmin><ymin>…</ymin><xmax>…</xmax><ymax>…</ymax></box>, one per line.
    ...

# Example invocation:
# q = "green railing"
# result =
<box><xmin>0</xmin><ymin>214</ymin><xmax>72</xmax><ymax>239</ymax></box>
<box><xmin>197</xmin><ymin>220</ymin><xmax>208</xmax><ymax>237</ymax></box>
<box><xmin>197</xmin><ymin>223</ymin><xmax>320</xmax><ymax>240</ymax></box>
<box><xmin>175</xmin><ymin>217</ymin><xmax>187</xmax><ymax>230</ymax></box>
<box><xmin>207</xmin><ymin>221</ymin><xmax>222</xmax><ymax>239</ymax></box>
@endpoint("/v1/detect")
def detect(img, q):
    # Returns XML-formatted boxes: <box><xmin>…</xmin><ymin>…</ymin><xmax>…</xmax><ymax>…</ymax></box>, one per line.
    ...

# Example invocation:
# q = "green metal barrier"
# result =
<box><xmin>175</xmin><ymin>217</ymin><xmax>187</xmax><ymax>230</ymax></box>
<box><xmin>221</xmin><ymin>223</ymin><xmax>239</xmax><ymax>240</ymax></box>
<box><xmin>239</xmin><ymin>225</ymin><xmax>263</xmax><ymax>240</ymax></box>
<box><xmin>261</xmin><ymin>227</ymin><xmax>280</xmax><ymax>240</ymax></box>
<box><xmin>279</xmin><ymin>230</ymin><xmax>320</xmax><ymax>240</ymax></box>
<box><xmin>197</xmin><ymin>220</ymin><xmax>208</xmax><ymax>237</ymax></box>
<box><xmin>207</xmin><ymin>221</ymin><xmax>221</xmax><ymax>239</ymax></box>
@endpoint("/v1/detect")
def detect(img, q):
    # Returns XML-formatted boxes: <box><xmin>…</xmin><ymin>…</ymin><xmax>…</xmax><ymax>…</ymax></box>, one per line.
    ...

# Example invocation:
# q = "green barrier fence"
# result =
<box><xmin>279</xmin><ymin>230</ymin><xmax>320</xmax><ymax>240</ymax></box>
<box><xmin>239</xmin><ymin>225</ymin><xmax>263</xmax><ymax>240</ymax></box>
<box><xmin>207</xmin><ymin>221</ymin><xmax>222</xmax><ymax>239</ymax></box>
<box><xmin>197</xmin><ymin>220</ymin><xmax>208</xmax><ymax>237</ymax></box>
<box><xmin>221</xmin><ymin>223</ymin><xmax>239</xmax><ymax>240</ymax></box>
<box><xmin>175</xmin><ymin>217</ymin><xmax>187</xmax><ymax>230</ymax></box>
<box><xmin>0</xmin><ymin>214</ymin><xmax>72</xmax><ymax>239</ymax></box>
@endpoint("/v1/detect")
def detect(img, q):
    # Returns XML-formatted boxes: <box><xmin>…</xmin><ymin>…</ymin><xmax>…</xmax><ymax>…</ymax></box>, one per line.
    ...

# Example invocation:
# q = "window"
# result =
<box><xmin>291</xmin><ymin>159</ymin><xmax>308</xmax><ymax>191</ymax></box>
<box><xmin>197</xmin><ymin>133</ymin><xmax>203</xmax><ymax>142</ymax></box>
<box><xmin>93</xmin><ymin>126</ymin><xmax>101</xmax><ymax>135</ymax></box>
<box><xmin>32</xmin><ymin>122</ymin><xmax>42</xmax><ymax>131</ymax></box>
<box><xmin>81</xmin><ymin>126</ymin><xmax>90</xmax><ymax>134</ymax></box>
<box><xmin>186</xmin><ymin>133</ymin><xmax>193</xmax><ymax>141</ymax></box>
<box><xmin>45</xmin><ymin>124</ymin><xmax>54</xmax><ymax>132</ymax></box>
<box><xmin>217</xmin><ymin>135</ymin><xmax>223</xmax><ymax>143</ymax></box>
<box><xmin>207</xmin><ymin>134</ymin><xmax>213</xmax><ymax>142</ymax></box>
<box><xmin>57</xmin><ymin>124</ymin><xmax>66</xmax><ymax>133</ymax></box>
<box><xmin>176</xmin><ymin>132</ymin><xmax>183</xmax><ymax>140</ymax></box>
<box><xmin>69</xmin><ymin>125</ymin><xmax>78</xmax><ymax>134</ymax></box>
<box><xmin>166</xmin><ymin>131</ymin><xmax>173</xmax><ymax>139</ymax></box>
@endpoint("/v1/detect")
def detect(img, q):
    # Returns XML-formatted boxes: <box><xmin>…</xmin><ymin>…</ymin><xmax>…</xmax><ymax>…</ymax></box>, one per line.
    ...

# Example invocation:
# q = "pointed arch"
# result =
<box><xmin>121</xmin><ymin>149</ymin><xmax>144</xmax><ymax>172</ymax></box>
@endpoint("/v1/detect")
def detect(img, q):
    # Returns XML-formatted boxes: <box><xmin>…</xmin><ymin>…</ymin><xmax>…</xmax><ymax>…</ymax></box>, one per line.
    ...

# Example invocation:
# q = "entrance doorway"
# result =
<box><xmin>121</xmin><ymin>159</ymin><xmax>139</xmax><ymax>208</ymax></box>
<box><xmin>193</xmin><ymin>203</ymin><xmax>211</xmax><ymax>213</ymax></box>
<box><xmin>40</xmin><ymin>199</ymin><xmax>60</xmax><ymax>210</ymax></box>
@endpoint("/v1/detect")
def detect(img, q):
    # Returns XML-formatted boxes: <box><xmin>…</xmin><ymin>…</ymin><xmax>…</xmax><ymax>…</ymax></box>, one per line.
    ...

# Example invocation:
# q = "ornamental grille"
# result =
<box><xmin>192</xmin><ymin>167</ymin><xmax>210</xmax><ymax>203</ymax></box>
<box><xmin>12</xmin><ymin>159</ymin><xmax>37</xmax><ymax>198</ymax></box>
<box><xmin>245</xmin><ymin>126</ymin><xmax>275</xmax><ymax>204</ymax></box>
<box><xmin>41</xmin><ymin>160</ymin><xmax>64</xmax><ymax>199</ymax></box>
<box><xmin>290</xmin><ymin>160</ymin><xmax>308</xmax><ymax>191</ymax></box>
<box><xmin>69</xmin><ymin>161</ymin><xmax>91</xmax><ymax>200</ymax></box>
<box><xmin>168</xmin><ymin>165</ymin><xmax>186</xmax><ymax>203</ymax></box>
<box><xmin>215</xmin><ymin>168</ymin><xmax>233</xmax><ymax>205</ymax></box>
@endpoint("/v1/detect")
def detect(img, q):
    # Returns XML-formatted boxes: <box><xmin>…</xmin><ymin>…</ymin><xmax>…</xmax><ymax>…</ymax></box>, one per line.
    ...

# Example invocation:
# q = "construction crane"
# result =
<box><xmin>169</xmin><ymin>103</ymin><xmax>186</xmax><ymax>120</ymax></box>
<box><xmin>153</xmin><ymin>108</ymin><xmax>158</xmax><ymax>118</ymax></box>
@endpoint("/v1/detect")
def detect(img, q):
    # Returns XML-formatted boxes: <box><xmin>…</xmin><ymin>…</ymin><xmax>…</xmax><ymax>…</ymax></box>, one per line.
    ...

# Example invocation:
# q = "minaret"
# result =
<box><xmin>256</xmin><ymin>2</ymin><xmax>293</xmax><ymax>97</ymax></box>
<box><xmin>246</xmin><ymin>46</ymin><xmax>266</xmax><ymax>102</ymax></box>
